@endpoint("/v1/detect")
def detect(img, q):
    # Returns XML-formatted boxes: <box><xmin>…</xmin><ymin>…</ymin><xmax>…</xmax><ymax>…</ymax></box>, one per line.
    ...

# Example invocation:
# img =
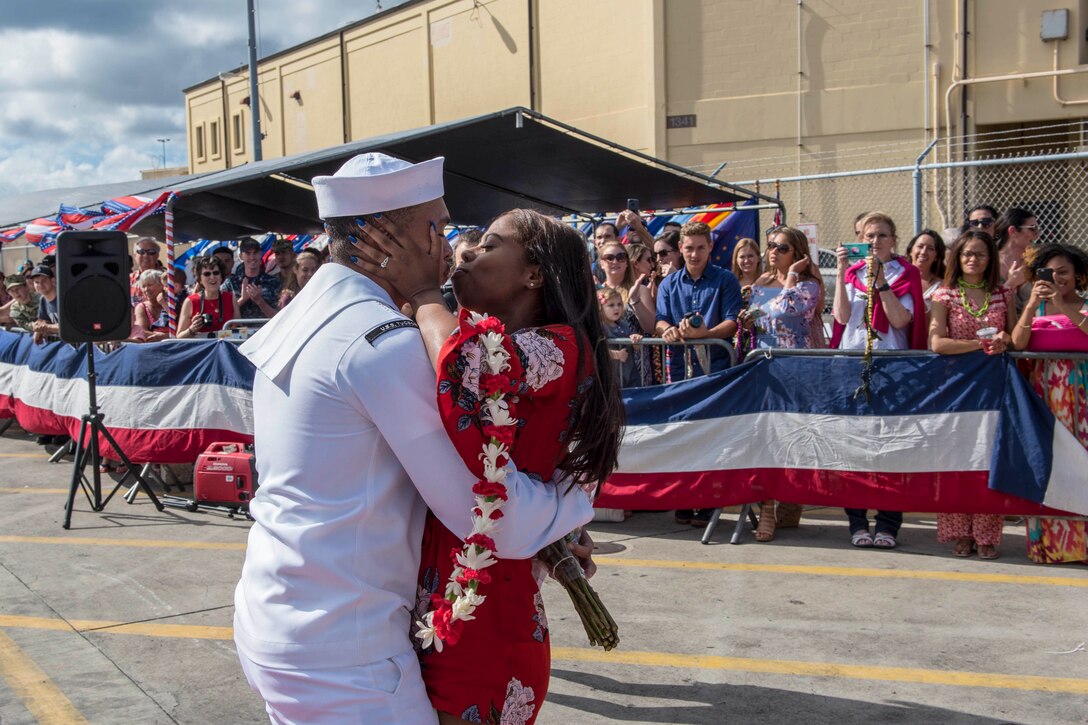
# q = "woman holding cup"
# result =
<box><xmin>929</xmin><ymin>230</ymin><xmax>1016</xmax><ymax>559</ymax></box>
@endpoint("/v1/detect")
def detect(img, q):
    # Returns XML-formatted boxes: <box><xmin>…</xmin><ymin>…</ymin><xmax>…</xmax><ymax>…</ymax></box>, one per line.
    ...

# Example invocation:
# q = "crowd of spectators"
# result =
<box><xmin>3</xmin><ymin>204</ymin><xmax>1084</xmax><ymax>564</ymax></box>
<box><xmin>580</xmin><ymin>201</ymin><xmax>1087</xmax><ymax>564</ymax></box>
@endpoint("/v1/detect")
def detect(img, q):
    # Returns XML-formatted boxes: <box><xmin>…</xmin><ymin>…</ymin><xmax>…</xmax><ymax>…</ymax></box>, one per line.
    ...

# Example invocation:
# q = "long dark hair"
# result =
<box><xmin>994</xmin><ymin>207</ymin><xmax>1036</xmax><ymax>250</ymax></box>
<box><xmin>944</xmin><ymin>231</ymin><xmax>1000</xmax><ymax>290</ymax></box>
<box><xmin>504</xmin><ymin>209</ymin><xmax>624</xmax><ymax>486</ymax></box>
<box><xmin>906</xmin><ymin>229</ymin><xmax>947</xmax><ymax>279</ymax></box>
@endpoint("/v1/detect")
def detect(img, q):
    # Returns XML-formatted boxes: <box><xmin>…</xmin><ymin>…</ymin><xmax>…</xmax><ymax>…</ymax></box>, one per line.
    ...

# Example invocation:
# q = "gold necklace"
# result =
<box><xmin>958</xmin><ymin>278</ymin><xmax>991</xmax><ymax>319</ymax></box>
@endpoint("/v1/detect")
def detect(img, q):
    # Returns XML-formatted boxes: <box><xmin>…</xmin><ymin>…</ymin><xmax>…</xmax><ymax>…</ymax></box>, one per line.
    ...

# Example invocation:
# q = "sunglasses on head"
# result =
<box><xmin>967</xmin><ymin>218</ymin><xmax>995</xmax><ymax>228</ymax></box>
<box><xmin>601</xmin><ymin>253</ymin><xmax>628</xmax><ymax>262</ymax></box>
<box><xmin>769</xmin><ymin>243</ymin><xmax>792</xmax><ymax>253</ymax></box>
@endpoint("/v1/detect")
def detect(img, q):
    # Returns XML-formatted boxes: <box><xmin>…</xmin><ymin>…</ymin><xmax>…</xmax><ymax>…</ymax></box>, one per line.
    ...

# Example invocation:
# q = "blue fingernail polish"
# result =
<box><xmin>355</xmin><ymin>217</ymin><xmax>366</xmax><ymax>227</ymax></box>
<box><xmin>349</xmin><ymin>255</ymin><xmax>359</xmax><ymax>264</ymax></box>
<box><xmin>374</xmin><ymin>212</ymin><xmax>382</xmax><ymax>219</ymax></box>
<box><xmin>348</xmin><ymin>235</ymin><xmax>357</xmax><ymax>243</ymax></box>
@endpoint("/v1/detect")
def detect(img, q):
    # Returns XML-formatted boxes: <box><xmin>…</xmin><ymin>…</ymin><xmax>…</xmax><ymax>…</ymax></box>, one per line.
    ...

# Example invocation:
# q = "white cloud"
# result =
<box><xmin>0</xmin><ymin>0</ymin><xmax>407</xmax><ymax>205</ymax></box>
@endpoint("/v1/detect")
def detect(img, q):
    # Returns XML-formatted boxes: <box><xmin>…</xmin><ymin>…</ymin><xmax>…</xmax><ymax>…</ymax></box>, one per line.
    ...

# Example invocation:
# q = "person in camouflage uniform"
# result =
<box><xmin>0</xmin><ymin>275</ymin><xmax>40</xmax><ymax>332</ymax></box>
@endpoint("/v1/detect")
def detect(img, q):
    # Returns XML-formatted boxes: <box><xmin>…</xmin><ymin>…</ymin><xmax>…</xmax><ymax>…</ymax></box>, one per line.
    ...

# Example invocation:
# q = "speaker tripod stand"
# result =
<box><xmin>62</xmin><ymin>343</ymin><xmax>163</xmax><ymax>529</ymax></box>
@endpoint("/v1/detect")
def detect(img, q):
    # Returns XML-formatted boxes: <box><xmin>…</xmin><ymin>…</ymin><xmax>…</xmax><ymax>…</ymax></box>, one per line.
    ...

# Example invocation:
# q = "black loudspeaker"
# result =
<box><xmin>56</xmin><ymin>230</ymin><xmax>132</xmax><ymax>343</ymax></box>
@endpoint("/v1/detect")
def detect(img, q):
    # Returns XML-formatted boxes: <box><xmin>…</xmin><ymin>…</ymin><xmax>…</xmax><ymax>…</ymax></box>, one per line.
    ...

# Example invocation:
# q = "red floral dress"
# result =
<box><xmin>414</xmin><ymin>315</ymin><xmax>590</xmax><ymax>725</ymax></box>
<box><xmin>932</xmin><ymin>284</ymin><xmax>1012</xmax><ymax>548</ymax></box>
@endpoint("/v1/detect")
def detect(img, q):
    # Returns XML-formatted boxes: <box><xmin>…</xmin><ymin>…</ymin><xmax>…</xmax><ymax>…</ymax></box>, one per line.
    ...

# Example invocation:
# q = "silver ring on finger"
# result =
<box><xmin>380</xmin><ymin>256</ymin><xmax>391</xmax><ymax>269</ymax></box>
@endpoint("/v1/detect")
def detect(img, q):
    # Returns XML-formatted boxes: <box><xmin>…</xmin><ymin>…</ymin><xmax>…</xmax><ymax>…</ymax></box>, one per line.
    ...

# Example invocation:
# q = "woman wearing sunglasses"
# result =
<box><xmin>994</xmin><ymin>207</ymin><xmax>1040</xmax><ymax>300</ymax></box>
<box><xmin>738</xmin><ymin>226</ymin><xmax>822</xmax><ymax>541</ymax></box>
<box><xmin>176</xmin><ymin>256</ymin><xmax>237</xmax><ymax>338</ymax></box>
<box><xmin>653</xmin><ymin>231</ymin><xmax>682</xmax><ymax>278</ymax></box>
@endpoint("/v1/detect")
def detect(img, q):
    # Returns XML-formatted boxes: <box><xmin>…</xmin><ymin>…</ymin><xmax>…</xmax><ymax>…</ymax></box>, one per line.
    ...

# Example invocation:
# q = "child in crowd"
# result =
<box><xmin>600</xmin><ymin>287</ymin><xmax>642</xmax><ymax>388</ymax></box>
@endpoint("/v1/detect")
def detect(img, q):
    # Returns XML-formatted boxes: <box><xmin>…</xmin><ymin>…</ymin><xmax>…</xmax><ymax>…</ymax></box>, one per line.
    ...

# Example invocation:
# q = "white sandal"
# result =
<box><xmin>872</xmin><ymin>532</ymin><xmax>897</xmax><ymax>549</ymax></box>
<box><xmin>850</xmin><ymin>530</ymin><xmax>873</xmax><ymax>547</ymax></box>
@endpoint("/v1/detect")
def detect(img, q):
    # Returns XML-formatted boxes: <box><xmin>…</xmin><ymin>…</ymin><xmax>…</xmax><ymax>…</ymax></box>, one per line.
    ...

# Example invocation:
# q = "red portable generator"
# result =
<box><xmin>193</xmin><ymin>442</ymin><xmax>258</xmax><ymax>511</ymax></box>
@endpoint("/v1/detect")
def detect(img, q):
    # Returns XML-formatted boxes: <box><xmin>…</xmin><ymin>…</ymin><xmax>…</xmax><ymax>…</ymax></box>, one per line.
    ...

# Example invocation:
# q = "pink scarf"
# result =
<box><xmin>830</xmin><ymin>256</ymin><xmax>928</xmax><ymax>350</ymax></box>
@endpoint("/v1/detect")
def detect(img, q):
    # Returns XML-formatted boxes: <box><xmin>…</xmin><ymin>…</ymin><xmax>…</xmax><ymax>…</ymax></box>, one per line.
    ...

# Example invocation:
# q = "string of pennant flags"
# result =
<box><xmin>0</xmin><ymin>192</ymin><xmax>178</xmax><ymax>253</ymax></box>
<box><xmin>0</xmin><ymin>195</ymin><xmax>767</xmax><ymax>273</ymax></box>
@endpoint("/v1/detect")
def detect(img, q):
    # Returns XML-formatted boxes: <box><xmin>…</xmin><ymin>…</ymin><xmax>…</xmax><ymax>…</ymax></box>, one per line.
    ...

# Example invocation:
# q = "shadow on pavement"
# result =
<box><xmin>548</xmin><ymin>669</ymin><xmax>1020</xmax><ymax>724</ymax></box>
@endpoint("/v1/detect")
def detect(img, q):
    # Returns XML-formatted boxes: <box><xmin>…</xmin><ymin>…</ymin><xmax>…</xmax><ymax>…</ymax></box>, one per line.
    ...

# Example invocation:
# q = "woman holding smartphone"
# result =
<box><xmin>831</xmin><ymin>212</ymin><xmax>926</xmax><ymax>550</ymax></box>
<box><xmin>1010</xmin><ymin>243</ymin><xmax>1088</xmax><ymax>564</ymax></box>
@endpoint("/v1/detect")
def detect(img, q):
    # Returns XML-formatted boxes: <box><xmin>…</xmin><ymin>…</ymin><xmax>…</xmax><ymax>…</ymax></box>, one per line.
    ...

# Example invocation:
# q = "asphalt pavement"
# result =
<box><xmin>0</xmin><ymin>423</ymin><xmax>1085</xmax><ymax>724</ymax></box>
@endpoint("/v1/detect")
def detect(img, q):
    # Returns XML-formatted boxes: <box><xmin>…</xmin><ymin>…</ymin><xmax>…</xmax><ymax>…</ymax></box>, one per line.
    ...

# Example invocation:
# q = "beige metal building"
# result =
<box><xmin>183</xmin><ymin>0</ymin><xmax>1088</xmax><ymax>234</ymax></box>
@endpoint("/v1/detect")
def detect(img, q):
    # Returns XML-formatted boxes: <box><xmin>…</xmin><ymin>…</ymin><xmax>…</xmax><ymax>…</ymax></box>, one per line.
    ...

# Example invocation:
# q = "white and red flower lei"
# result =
<box><xmin>415</xmin><ymin>311</ymin><xmax>520</xmax><ymax>652</ymax></box>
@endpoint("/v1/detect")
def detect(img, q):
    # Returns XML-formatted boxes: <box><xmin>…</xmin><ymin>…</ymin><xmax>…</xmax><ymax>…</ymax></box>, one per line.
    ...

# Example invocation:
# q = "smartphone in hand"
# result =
<box><xmin>845</xmin><ymin>242</ymin><xmax>872</xmax><ymax>261</ymax></box>
<box><xmin>1037</xmin><ymin>267</ymin><xmax>1055</xmax><ymax>283</ymax></box>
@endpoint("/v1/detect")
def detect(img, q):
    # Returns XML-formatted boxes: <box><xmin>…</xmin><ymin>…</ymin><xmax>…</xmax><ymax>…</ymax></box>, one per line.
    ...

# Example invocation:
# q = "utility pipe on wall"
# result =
<box><xmin>1052</xmin><ymin>44</ymin><xmax>1088</xmax><ymax>106</ymax></box>
<box><xmin>796</xmin><ymin>0</ymin><xmax>804</xmax><ymax>215</ymax></box>
<box><xmin>922</xmin><ymin>0</ymin><xmax>931</xmax><ymax>141</ymax></box>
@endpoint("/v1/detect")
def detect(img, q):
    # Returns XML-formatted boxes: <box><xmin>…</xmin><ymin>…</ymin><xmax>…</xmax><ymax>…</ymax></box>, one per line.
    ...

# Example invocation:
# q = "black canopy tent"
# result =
<box><xmin>0</xmin><ymin>107</ymin><xmax>784</xmax><ymax>246</ymax></box>
<box><xmin>122</xmin><ymin>107</ymin><xmax>782</xmax><ymax>241</ymax></box>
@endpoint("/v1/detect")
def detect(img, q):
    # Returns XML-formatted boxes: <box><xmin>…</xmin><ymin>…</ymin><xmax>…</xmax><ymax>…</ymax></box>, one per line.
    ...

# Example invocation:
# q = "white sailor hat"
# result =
<box><xmin>312</xmin><ymin>153</ymin><xmax>445</xmax><ymax>219</ymax></box>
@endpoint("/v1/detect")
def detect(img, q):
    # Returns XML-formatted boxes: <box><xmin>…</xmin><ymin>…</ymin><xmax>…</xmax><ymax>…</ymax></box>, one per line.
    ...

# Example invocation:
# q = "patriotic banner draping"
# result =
<box><xmin>597</xmin><ymin>352</ymin><xmax>1088</xmax><ymax>516</ymax></box>
<box><xmin>0</xmin><ymin>330</ymin><xmax>1083</xmax><ymax>518</ymax></box>
<box><xmin>0</xmin><ymin>333</ymin><xmax>253</xmax><ymax>463</ymax></box>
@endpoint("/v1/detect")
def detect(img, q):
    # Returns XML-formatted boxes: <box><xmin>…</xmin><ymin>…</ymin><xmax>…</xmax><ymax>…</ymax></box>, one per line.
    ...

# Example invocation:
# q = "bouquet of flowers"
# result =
<box><xmin>536</xmin><ymin>534</ymin><xmax>619</xmax><ymax>650</ymax></box>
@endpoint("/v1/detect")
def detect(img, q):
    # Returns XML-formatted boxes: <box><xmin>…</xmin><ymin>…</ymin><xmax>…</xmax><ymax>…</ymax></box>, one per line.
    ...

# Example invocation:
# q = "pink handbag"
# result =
<box><xmin>1029</xmin><ymin>312</ymin><xmax>1088</xmax><ymax>352</ymax></box>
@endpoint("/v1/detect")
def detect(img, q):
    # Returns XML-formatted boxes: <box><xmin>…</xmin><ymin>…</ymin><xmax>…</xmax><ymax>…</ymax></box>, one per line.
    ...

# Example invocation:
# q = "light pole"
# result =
<box><xmin>156</xmin><ymin>138</ymin><xmax>170</xmax><ymax>169</ymax></box>
<box><xmin>247</xmin><ymin>0</ymin><xmax>263</xmax><ymax>162</ymax></box>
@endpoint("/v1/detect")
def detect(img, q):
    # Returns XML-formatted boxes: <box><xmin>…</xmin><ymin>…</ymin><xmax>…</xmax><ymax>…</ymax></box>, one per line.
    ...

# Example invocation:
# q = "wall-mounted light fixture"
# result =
<box><xmin>241</xmin><ymin>95</ymin><xmax>251</xmax><ymax>106</ymax></box>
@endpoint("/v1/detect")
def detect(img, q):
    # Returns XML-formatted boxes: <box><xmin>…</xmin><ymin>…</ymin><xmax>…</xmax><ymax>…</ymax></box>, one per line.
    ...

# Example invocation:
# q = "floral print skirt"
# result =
<box><xmin>414</xmin><ymin>513</ymin><xmax>549</xmax><ymax>724</ymax></box>
<box><xmin>1026</xmin><ymin>517</ymin><xmax>1088</xmax><ymax>564</ymax></box>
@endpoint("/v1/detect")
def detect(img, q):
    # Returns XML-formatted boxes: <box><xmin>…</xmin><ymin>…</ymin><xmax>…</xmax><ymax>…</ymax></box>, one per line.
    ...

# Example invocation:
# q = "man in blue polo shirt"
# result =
<box><xmin>654</xmin><ymin>221</ymin><xmax>742</xmax><ymax>527</ymax></box>
<box><xmin>654</xmin><ymin>220</ymin><xmax>741</xmax><ymax>379</ymax></box>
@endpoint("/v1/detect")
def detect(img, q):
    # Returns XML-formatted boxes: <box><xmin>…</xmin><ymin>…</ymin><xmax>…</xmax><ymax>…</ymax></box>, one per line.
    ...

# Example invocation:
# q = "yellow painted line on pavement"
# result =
<box><xmin>1</xmin><ymin>535</ymin><xmax>1085</xmax><ymax>587</ymax></box>
<box><xmin>0</xmin><ymin>628</ymin><xmax>89</xmax><ymax>724</ymax></box>
<box><xmin>597</xmin><ymin>557</ymin><xmax>1088</xmax><ymax>588</ymax></box>
<box><xmin>0</xmin><ymin>535</ymin><xmax>245</xmax><ymax>551</ymax></box>
<box><xmin>0</xmin><ymin>453</ymin><xmax>50</xmax><ymax>459</ymax></box>
<box><xmin>0</xmin><ymin>487</ymin><xmax>69</xmax><ymax>494</ymax></box>
<box><xmin>0</xmin><ymin>614</ymin><xmax>234</xmax><ymax>641</ymax></box>
<box><xmin>1</xmin><ymin>615</ymin><xmax>1083</xmax><ymax>696</ymax></box>
<box><xmin>551</xmin><ymin>647</ymin><xmax>1088</xmax><ymax>695</ymax></box>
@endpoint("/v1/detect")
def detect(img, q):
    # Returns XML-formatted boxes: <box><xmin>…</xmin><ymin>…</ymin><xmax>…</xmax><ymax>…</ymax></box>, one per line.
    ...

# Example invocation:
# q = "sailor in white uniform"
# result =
<box><xmin>234</xmin><ymin>153</ymin><xmax>593</xmax><ymax>724</ymax></box>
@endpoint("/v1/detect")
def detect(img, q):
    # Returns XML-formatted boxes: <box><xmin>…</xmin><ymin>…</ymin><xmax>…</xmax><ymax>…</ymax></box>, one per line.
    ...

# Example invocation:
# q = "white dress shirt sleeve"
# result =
<box><xmin>336</xmin><ymin>326</ymin><xmax>593</xmax><ymax>559</ymax></box>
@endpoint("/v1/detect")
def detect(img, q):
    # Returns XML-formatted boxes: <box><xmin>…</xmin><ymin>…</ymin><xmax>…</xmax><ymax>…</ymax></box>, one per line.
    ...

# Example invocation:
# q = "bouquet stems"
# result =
<box><xmin>536</xmin><ymin>538</ymin><xmax>619</xmax><ymax>651</ymax></box>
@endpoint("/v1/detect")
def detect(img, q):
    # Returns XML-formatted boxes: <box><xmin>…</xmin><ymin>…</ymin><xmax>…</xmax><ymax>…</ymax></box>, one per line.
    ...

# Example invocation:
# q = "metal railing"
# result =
<box><xmin>607</xmin><ymin>337</ymin><xmax>738</xmax><ymax>382</ymax></box>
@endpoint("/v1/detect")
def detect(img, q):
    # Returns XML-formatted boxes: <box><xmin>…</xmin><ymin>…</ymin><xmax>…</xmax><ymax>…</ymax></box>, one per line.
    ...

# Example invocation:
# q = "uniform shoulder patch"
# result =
<box><xmin>365</xmin><ymin>318</ymin><xmax>418</xmax><ymax>344</ymax></box>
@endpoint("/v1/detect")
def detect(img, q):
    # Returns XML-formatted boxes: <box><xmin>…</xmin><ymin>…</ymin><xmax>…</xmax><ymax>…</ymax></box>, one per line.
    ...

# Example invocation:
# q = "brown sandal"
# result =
<box><xmin>977</xmin><ymin>544</ymin><xmax>999</xmax><ymax>560</ymax></box>
<box><xmin>754</xmin><ymin>500</ymin><xmax>777</xmax><ymax>542</ymax></box>
<box><xmin>952</xmin><ymin>537</ymin><xmax>974</xmax><ymax>557</ymax></box>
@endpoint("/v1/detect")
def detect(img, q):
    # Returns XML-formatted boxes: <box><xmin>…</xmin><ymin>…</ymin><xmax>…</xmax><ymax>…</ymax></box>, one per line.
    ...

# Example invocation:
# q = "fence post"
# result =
<box><xmin>913</xmin><ymin>138</ymin><xmax>939</xmax><ymax>235</ymax></box>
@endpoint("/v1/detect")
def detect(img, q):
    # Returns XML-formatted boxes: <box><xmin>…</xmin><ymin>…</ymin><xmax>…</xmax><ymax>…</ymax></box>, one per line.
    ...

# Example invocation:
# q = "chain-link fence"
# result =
<box><xmin>724</xmin><ymin>119</ymin><xmax>1088</xmax><ymax>257</ymax></box>
<box><xmin>734</xmin><ymin>152</ymin><xmax>1088</xmax><ymax>253</ymax></box>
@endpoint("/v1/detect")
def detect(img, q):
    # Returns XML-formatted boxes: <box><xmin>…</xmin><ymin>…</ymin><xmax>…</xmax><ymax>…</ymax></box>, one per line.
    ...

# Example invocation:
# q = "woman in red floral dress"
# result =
<box><xmin>359</xmin><ymin>209</ymin><xmax>623</xmax><ymax>725</ymax></box>
<box><xmin>930</xmin><ymin>230</ymin><xmax>1017</xmax><ymax>559</ymax></box>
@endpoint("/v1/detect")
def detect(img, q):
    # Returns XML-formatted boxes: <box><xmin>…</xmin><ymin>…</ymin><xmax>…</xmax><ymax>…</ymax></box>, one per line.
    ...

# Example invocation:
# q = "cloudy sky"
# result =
<box><xmin>0</xmin><ymin>0</ymin><xmax>409</xmax><ymax>199</ymax></box>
